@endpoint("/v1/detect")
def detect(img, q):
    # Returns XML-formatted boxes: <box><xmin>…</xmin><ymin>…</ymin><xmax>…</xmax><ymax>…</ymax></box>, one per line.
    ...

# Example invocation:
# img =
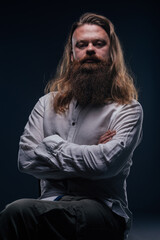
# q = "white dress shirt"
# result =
<box><xmin>18</xmin><ymin>92</ymin><xmax>143</xmax><ymax>239</ymax></box>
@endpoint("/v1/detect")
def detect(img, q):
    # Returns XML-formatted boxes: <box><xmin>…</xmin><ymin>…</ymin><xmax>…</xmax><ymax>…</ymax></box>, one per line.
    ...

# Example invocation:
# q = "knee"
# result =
<box><xmin>4</xmin><ymin>199</ymin><xmax>36</xmax><ymax>216</ymax></box>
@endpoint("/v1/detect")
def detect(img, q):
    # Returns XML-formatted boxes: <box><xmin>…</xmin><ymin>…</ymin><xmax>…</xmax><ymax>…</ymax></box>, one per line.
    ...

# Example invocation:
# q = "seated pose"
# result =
<box><xmin>0</xmin><ymin>12</ymin><xmax>143</xmax><ymax>240</ymax></box>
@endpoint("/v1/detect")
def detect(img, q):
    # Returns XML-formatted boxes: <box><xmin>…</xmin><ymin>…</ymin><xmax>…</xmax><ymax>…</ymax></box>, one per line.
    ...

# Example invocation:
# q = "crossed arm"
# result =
<box><xmin>18</xmin><ymin>98</ymin><xmax>143</xmax><ymax>180</ymax></box>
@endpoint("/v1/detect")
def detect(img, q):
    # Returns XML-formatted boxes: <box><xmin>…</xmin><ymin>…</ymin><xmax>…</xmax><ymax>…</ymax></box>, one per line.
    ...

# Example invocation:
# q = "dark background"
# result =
<box><xmin>0</xmin><ymin>1</ymin><xmax>159</xmax><ymax>219</ymax></box>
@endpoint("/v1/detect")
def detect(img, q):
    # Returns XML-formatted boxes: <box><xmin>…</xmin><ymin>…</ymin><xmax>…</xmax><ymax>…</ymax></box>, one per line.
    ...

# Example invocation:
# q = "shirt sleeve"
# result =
<box><xmin>18</xmin><ymin>96</ymin><xmax>57</xmax><ymax>179</ymax></box>
<box><xmin>18</xmin><ymin>95</ymin><xmax>81</xmax><ymax>180</ymax></box>
<box><xmin>33</xmin><ymin>101</ymin><xmax>143</xmax><ymax>180</ymax></box>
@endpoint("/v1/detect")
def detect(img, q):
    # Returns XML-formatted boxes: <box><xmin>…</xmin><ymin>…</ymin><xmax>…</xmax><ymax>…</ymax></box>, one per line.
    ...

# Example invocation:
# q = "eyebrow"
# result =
<box><xmin>76</xmin><ymin>38</ymin><xmax>107</xmax><ymax>42</ymax></box>
<box><xmin>75</xmin><ymin>39</ymin><xmax>108</xmax><ymax>45</ymax></box>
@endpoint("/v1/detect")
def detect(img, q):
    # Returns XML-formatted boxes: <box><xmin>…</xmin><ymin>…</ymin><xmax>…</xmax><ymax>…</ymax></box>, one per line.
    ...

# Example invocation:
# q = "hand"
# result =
<box><xmin>98</xmin><ymin>130</ymin><xmax>116</xmax><ymax>144</ymax></box>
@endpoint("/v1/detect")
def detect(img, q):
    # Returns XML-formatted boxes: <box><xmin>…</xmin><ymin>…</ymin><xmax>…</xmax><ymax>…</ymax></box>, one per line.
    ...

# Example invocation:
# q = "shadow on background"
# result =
<box><xmin>0</xmin><ymin>1</ymin><xmax>159</xmax><ymax>239</ymax></box>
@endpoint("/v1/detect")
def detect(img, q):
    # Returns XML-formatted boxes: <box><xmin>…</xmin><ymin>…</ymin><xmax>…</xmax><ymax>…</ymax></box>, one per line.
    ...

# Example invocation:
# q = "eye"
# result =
<box><xmin>76</xmin><ymin>41</ymin><xmax>88</xmax><ymax>49</ymax></box>
<box><xmin>94</xmin><ymin>40</ymin><xmax>106</xmax><ymax>48</ymax></box>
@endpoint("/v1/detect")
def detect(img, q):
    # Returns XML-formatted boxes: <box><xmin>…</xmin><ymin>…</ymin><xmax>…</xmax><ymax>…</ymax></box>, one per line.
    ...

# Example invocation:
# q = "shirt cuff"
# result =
<box><xmin>34</xmin><ymin>134</ymin><xmax>66</xmax><ymax>160</ymax></box>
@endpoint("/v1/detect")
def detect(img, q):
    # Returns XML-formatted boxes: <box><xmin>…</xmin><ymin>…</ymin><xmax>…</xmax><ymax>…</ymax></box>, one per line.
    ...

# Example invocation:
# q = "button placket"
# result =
<box><xmin>67</xmin><ymin>101</ymin><xmax>82</xmax><ymax>142</ymax></box>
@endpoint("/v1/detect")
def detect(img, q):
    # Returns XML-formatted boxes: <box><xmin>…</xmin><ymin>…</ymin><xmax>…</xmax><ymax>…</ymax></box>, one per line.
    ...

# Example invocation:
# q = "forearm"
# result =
<box><xmin>18</xmin><ymin>97</ymin><xmax>143</xmax><ymax>180</ymax></box>
<box><xmin>17</xmin><ymin>96</ymin><xmax>72</xmax><ymax>180</ymax></box>
<box><xmin>18</xmin><ymin>147</ymin><xmax>77</xmax><ymax>180</ymax></box>
<box><xmin>18</xmin><ymin>132</ymin><xmax>119</xmax><ymax>180</ymax></box>
<box><xmin>34</xmin><ymin>134</ymin><xmax>132</xmax><ymax>180</ymax></box>
<box><xmin>34</xmin><ymin>103</ymin><xmax>143</xmax><ymax>180</ymax></box>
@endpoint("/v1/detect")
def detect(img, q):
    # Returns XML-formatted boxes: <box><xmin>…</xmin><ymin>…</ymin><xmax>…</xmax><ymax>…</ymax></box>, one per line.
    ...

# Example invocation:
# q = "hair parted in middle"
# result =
<box><xmin>45</xmin><ymin>12</ymin><xmax>138</xmax><ymax>113</ymax></box>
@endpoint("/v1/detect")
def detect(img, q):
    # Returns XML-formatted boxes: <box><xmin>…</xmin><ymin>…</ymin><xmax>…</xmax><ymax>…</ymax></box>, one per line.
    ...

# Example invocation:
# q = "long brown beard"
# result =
<box><xmin>67</xmin><ymin>56</ymin><xmax>112</xmax><ymax>106</ymax></box>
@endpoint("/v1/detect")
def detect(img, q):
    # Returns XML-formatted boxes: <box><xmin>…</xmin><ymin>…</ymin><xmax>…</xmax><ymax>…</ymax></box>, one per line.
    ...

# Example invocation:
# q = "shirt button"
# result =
<box><xmin>121</xmin><ymin>141</ymin><xmax>124</xmax><ymax>146</ymax></box>
<box><xmin>72</xmin><ymin>122</ymin><xmax>75</xmax><ymax>126</ymax></box>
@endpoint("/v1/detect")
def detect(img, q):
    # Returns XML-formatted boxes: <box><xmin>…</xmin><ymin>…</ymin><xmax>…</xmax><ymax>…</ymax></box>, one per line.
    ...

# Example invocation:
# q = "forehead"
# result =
<box><xmin>72</xmin><ymin>24</ymin><xmax>110</xmax><ymax>43</ymax></box>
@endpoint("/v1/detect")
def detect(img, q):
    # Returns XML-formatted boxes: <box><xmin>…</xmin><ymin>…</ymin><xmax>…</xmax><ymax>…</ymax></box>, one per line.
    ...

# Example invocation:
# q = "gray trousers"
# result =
<box><xmin>0</xmin><ymin>196</ymin><xmax>125</xmax><ymax>240</ymax></box>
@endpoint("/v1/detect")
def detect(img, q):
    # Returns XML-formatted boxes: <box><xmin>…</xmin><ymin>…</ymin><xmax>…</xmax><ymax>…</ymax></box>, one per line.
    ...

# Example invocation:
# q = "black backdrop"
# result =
<box><xmin>0</xmin><ymin>1</ymin><xmax>159</xmax><ymax>217</ymax></box>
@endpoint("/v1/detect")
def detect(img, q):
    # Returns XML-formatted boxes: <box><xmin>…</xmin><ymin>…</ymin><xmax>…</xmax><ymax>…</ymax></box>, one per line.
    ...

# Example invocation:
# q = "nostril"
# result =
<box><xmin>86</xmin><ymin>50</ymin><xmax>95</xmax><ymax>56</ymax></box>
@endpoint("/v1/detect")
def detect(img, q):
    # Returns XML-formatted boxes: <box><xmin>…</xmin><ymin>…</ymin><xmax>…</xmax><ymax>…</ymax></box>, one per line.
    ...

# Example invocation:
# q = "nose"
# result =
<box><xmin>86</xmin><ymin>43</ymin><xmax>95</xmax><ymax>56</ymax></box>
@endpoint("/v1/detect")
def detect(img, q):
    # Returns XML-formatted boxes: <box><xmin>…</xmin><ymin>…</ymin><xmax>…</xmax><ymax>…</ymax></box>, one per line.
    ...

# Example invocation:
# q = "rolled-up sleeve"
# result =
<box><xmin>34</xmin><ymin>102</ymin><xmax>143</xmax><ymax>180</ymax></box>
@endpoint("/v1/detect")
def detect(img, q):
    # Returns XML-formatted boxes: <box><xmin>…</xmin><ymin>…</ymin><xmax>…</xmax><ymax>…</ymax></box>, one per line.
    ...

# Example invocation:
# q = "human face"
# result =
<box><xmin>71</xmin><ymin>24</ymin><xmax>110</xmax><ymax>62</ymax></box>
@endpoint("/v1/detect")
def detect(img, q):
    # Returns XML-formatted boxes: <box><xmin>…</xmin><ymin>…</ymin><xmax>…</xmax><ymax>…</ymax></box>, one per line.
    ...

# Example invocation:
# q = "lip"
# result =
<box><xmin>84</xmin><ymin>59</ymin><xmax>96</xmax><ymax>63</ymax></box>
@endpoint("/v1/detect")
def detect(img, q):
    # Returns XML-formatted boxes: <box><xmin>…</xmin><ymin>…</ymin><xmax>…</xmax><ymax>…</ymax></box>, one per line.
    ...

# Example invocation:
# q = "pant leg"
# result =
<box><xmin>60</xmin><ymin>196</ymin><xmax>125</xmax><ymax>240</ymax></box>
<box><xmin>0</xmin><ymin>198</ymin><xmax>77</xmax><ymax>240</ymax></box>
<box><xmin>36</xmin><ymin>196</ymin><xmax>125</xmax><ymax>240</ymax></box>
<box><xmin>0</xmin><ymin>197</ymin><xmax>125</xmax><ymax>240</ymax></box>
<box><xmin>0</xmin><ymin>199</ymin><xmax>39</xmax><ymax>240</ymax></box>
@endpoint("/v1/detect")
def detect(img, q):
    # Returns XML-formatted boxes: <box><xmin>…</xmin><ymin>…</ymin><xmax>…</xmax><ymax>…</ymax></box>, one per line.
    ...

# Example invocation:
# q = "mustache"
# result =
<box><xmin>79</xmin><ymin>55</ymin><xmax>104</xmax><ymax>64</ymax></box>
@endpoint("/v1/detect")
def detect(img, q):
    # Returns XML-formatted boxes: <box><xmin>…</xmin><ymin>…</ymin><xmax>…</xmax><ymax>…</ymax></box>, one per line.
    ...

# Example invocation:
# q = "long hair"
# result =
<box><xmin>45</xmin><ymin>12</ymin><xmax>138</xmax><ymax>113</ymax></box>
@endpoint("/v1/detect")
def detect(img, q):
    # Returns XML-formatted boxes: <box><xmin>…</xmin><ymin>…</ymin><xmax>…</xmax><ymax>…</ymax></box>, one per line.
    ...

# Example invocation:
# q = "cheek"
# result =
<box><xmin>73</xmin><ymin>50</ymin><xmax>84</xmax><ymax>60</ymax></box>
<box><xmin>99</xmin><ymin>49</ymin><xmax>110</xmax><ymax>59</ymax></box>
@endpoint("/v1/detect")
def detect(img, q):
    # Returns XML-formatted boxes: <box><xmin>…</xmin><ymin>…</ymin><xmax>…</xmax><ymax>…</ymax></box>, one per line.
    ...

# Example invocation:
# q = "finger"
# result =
<box><xmin>99</xmin><ymin>137</ymin><xmax>113</xmax><ymax>144</ymax></box>
<box><xmin>100</xmin><ymin>130</ymin><xmax>116</xmax><ymax>139</ymax></box>
<box><xmin>99</xmin><ymin>131</ymin><xmax>116</xmax><ymax>142</ymax></box>
<box><xmin>98</xmin><ymin>134</ymin><xmax>115</xmax><ymax>144</ymax></box>
<box><xmin>98</xmin><ymin>130</ymin><xmax>116</xmax><ymax>144</ymax></box>
<box><xmin>98</xmin><ymin>130</ymin><xmax>116</xmax><ymax>142</ymax></box>
<box><xmin>103</xmin><ymin>137</ymin><xmax>113</xmax><ymax>144</ymax></box>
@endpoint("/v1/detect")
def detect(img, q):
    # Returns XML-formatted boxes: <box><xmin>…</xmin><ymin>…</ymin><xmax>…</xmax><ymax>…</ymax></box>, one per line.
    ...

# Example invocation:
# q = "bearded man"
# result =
<box><xmin>0</xmin><ymin>13</ymin><xmax>143</xmax><ymax>240</ymax></box>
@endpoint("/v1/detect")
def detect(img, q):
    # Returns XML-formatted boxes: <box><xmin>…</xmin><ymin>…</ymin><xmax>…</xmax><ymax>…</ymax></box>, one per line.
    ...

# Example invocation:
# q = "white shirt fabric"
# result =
<box><xmin>18</xmin><ymin>92</ymin><xmax>143</xmax><ymax>239</ymax></box>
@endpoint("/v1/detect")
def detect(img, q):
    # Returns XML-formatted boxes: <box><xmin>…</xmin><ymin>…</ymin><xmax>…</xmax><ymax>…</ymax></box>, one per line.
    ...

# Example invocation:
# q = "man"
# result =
<box><xmin>0</xmin><ymin>12</ymin><xmax>143</xmax><ymax>239</ymax></box>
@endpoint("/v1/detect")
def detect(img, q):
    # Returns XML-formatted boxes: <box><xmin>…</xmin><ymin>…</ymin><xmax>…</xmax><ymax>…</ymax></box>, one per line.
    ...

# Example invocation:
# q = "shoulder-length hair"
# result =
<box><xmin>45</xmin><ymin>12</ymin><xmax>138</xmax><ymax>113</ymax></box>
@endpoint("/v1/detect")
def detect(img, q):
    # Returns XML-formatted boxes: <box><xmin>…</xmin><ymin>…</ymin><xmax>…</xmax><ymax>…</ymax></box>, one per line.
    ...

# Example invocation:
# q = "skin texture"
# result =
<box><xmin>98</xmin><ymin>130</ymin><xmax>116</xmax><ymax>144</ymax></box>
<box><xmin>71</xmin><ymin>24</ymin><xmax>110</xmax><ymax>62</ymax></box>
<box><xmin>71</xmin><ymin>24</ymin><xmax>116</xmax><ymax>143</ymax></box>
